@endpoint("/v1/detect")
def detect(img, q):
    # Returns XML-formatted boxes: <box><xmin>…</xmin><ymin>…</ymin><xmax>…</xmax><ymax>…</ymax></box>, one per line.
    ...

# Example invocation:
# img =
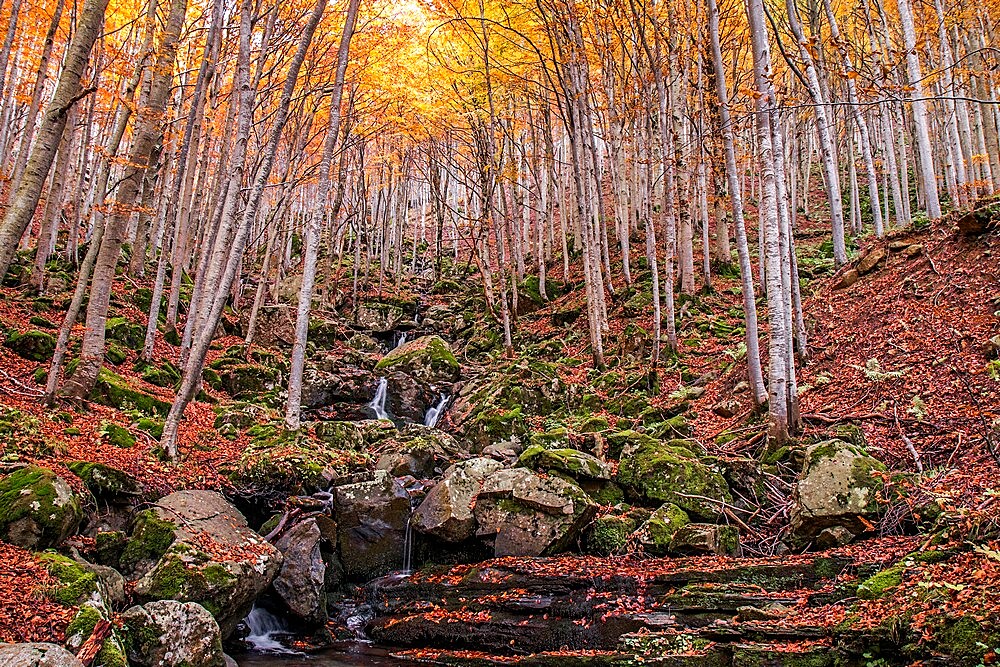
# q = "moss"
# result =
<box><xmin>0</xmin><ymin>466</ymin><xmax>82</xmax><ymax>548</ymax></box>
<box><xmin>934</xmin><ymin>616</ymin><xmax>999</xmax><ymax>666</ymax></box>
<box><xmin>139</xmin><ymin>546</ymin><xmax>237</xmax><ymax>618</ymax></box>
<box><xmin>4</xmin><ymin>329</ymin><xmax>56</xmax><ymax>361</ymax></box>
<box><xmin>98</xmin><ymin>421</ymin><xmax>136</xmax><ymax>449</ymax></box>
<box><xmin>641</xmin><ymin>503</ymin><xmax>690</xmax><ymax>554</ymax></box>
<box><xmin>120</xmin><ymin>510</ymin><xmax>177</xmax><ymax>572</ymax></box>
<box><xmin>140</xmin><ymin>360</ymin><xmax>180</xmax><ymax>388</ymax></box>
<box><xmin>37</xmin><ymin>551</ymin><xmax>98</xmax><ymax>605</ymax></box>
<box><xmin>857</xmin><ymin>565</ymin><xmax>904</xmax><ymax>600</ymax></box>
<box><xmin>29</xmin><ymin>316</ymin><xmax>56</xmax><ymax>329</ymax></box>
<box><xmin>95</xmin><ymin>530</ymin><xmax>127</xmax><ymax>568</ymax></box>
<box><xmin>589</xmin><ymin>482</ymin><xmax>625</xmax><ymax>506</ymax></box>
<box><xmin>374</xmin><ymin>334</ymin><xmax>460</xmax><ymax>380</ymax></box>
<box><xmin>105</xmin><ymin>317</ymin><xmax>144</xmax><ymax>350</ymax></box>
<box><xmin>89</xmin><ymin>369</ymin><xmax>171</xmax><ymax>416</ymax></box>
<box><xmin>137</xmin><ymin>417</ymin><xmax>164</xmax><ymax>438</ymax></box>
<box><xmin>587</xmin><ymin>515</ymin><xmax>635</xmax><ymax>555</ymax></box>
<box><xmin>66</xmin><ymin>461</ymin><xmax>136</xmax><ymax>497</ymax></box>
<box><xmin>519</xmin><ymin>445</ymin><xmax>609</xmax><ymax>480</ymax></box>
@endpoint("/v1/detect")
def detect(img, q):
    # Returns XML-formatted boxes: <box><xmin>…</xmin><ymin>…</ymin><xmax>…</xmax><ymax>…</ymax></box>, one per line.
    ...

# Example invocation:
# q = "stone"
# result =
<box><xmin>0</xmin><ymin>643</ymin><xmax>83</xmax><ymax>667</ymax></box>
<box><xmin>121</xmin><ymin>600</ymin><xmax>225</xmax><ymax>667</ymax></box>
<box><xmin>789</xmin><ymin>439</ymin><xmax>886</xmax><ymax>542</ymax></box>
<box><xmin>375</xmin><ymin>335</ymin><xmax>461</xmax><ymax>385</ymax></box>
<box><xmin>833</xmin><ymin>269</ymin><xmax>859</xmax><ymax>290</ymax></box>
<box><xmin>412</xmin><ymin>458</ymin><xmax>503</xmax><ymax>542</ymax></box>
<box><xmin>636</xmin><ymin>503</ymin><xmax>691</xmax><ymax>556</ymax></box>
<box><xmin>956</xmin><ymin>201</ymin><xmax>1000</xmax><ymax>236</ymax></box>
<box><xmin>587</xmin><ymin>515</ymin><xmax>637</xmax><ymax>555</ymax></box>
<box><xmin>474</xmin><ymin>468</ymin><xmax>596</xmax><ymax>557</ymax></box>
<box><xmin>669</xmin><ymin>523</ymin><xmax>741</xmax><ymax>556</ymax></box>
<box><xmin>888</xmin><ymin>240</ymin><xmax>912</xmax><ymax>251</ymax></box>
<box><xmin>273</xmin><ymin>519</ymin><xmax>327</xmax><ymax>626</ymax></box>
<box><xmin>105</xmin><ymin>317</ymin><xmax>145</xmax><ymax>350</ymax></box>
<box><xmin>300</xmin><ymin>364</ymin><xmax>377</xmax><ymax>410</ymax></box>
<box><xmin>856</xmin><ymin>247</ymin><xmax>886</xmax><ymax>275</ymax></box>
<box><xmin>355</xmin><ymin>302</ymin><xmax>406</xmax><ymax>332</ymax></box>
<box><xmin>904</xmin><ymin>243</ymin><xmax>923</xmax><ymax>257</ymax></box>
<box><xmin>815</xmin><ymin>525</ymin><xmax>855</xmax><ymax>549</ymax></box>
<box><xmin>712</xmin><ymin>398</ymin><xmax>741</xmax><ymax>419</ymax></box>
<box><xmin>385</xmin><ymin>371</ymin><xmax>437</xmax><ymax>422</ymax></box>
<box><xmin>374</xmin><ymin>425</ymin><xmax>466</xmax><ymax>479</ymax></box>
<box><xmin>0</xmin><ymin>466</ymin><xmax>83</xmax><ymax>549</ymax></box>
<box><xmin>3</xmin><ymin>330</ymin><xmax>56</xmax><ymax>361</ymax></box>
<box><xmin>65</xmin><ymin>461</ymin><xmax>138</xmax><ymax>498</ymax></box>
<box><xmin>334</xmin><ymin>471</ymin><xmax>412</xmax><ymax>581</ymax></box>
<box><xmin>615</xmin><ymin>436</ymin><xmax>732</xmax><ymax>520</ymax></box>
<box><xmin>132</xmin><ymin>490</ymin><xmax>282</xmax><ymax>638</ymax></box>
<box><xmin>64</xmin><ymin>601</ymin><xmax>128</xmax><ymax>666</ymax></box>
<box><xmin>518</xmin><ymin>445</ymin><xmax>611</xmax><ymax>481</ymax></box>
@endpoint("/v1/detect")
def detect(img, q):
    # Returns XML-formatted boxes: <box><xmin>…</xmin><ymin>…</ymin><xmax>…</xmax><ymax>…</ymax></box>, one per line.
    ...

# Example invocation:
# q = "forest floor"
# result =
<box><xmin>0</xmin><ymin>210</ymin><xmax>997</xmax><ymax>658</ymax></box>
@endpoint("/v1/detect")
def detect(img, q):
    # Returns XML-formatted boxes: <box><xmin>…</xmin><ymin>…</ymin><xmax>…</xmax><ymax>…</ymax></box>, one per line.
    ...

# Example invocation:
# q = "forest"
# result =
<box><xmin>0</xmin><ymin>0</ymin><xmax>997</xmax><ymax>664</ymax></box>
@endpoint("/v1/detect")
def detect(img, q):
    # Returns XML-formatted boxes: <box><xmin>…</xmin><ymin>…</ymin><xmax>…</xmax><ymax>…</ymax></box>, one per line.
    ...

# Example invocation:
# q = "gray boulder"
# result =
<box><xmin>273</xmin><ymin>519</ymin><xmax>327</xmax><ymax>625</ymax></box>
<box><xmin>334</xmin><ymin>471</ymin><xmax>412</xmax><ymax>581</ymax></box>
<box><xmin>474</xmin><ymin>468</ymin><xmax>596</xmax><ymax>556</ymax></box>
<box><xmin>133</xmin><ymin>490</ymin><xmax>282</xmax><ymax>638</ymax></box>
<box><xmin>789</xmin><ymin>440</ymin><xmax>886</xmax><ymax>543</ymax></box>
<box><xmin>412</xmin><ymin>458</ymin><xmax>504</xmax><ymax>542</ymax></box>
<box><xmin>0</xmin><ymin>466</ymin><xmax>83</xmax><ymax>549</ymax></box>
<box><xmin>355</xmin><ymin>303</ymin><xmax>405</xmax><ymax>332</ymax></box>
<box><xmin>0</xmin><ymin>644</ymin><xmax>83</xmax><ymax>667</ymax></box>
<box><xmin>122</xmin><ymin>600</ymin><xmax>225</xmax><ymax>667</ymax></box>
<box><xmin>375</xmin><ymin>335</ymin><xmax>461</xmax><ymax>385</ymax></box>
<box><xmin>669</xmin><ymin>523</ymin><xmax>741</xmax><ymax>556</ymax></box>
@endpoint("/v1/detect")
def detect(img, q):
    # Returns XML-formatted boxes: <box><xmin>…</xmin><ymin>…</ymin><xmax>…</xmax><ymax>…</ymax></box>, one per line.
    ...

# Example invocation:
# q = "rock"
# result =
<box><xmin>65</xmin><ymin>461</ymin><xmax>138</xmax><ymax>498</ymax></box>
<box><xmin>213</xmin><ymin>362</ymin><xmax>280</xmax><ymax>398</ymax></box>
<box><xmin>133</xmin><ymin>490</ymin><xmax>282</xmax><ymax>638</ymax></box>
<box><xmin>789</xmin><ymin>440</ymin><xmax>886</xmax><ymax>543</ymax></box>
<box><xmin>815</xmin><ymin>526</ymin><xmax>855</xmax><ymax>549</ymax></box>
<box><xmin>635</xmin><ymin>503</ymin><xmax>691</xmax><ymax>556</ymax></box>
<box><xmin>421</xmin><ymin>304</ymin><xmax>466</xmax><ymax>335</ymax></box>
<box><xmin>833</xmin><ymin>268</ymin><xmax>859</xmax><ymax>290</ymax></box>
<box><xmin>273</xmin><ymin>519</ymin><xmax>327</xmax><ymax>626</ymax></box>
<box><xmin>105</xmin><ymin>317</ymin><xmax>145</xmax><ymax>350</ymax></box>
<box><xmin>3</xmin><ymin>330</ymin><xmax>56</xmax><ymax>361</ymax></box>
<box><xmin>300</xmin><ymin>364</ymin><xmax>376</xmax><ymax>410</ymax></box>
<box><xmin>121</xmin><ymin>600</ymin><xmax>225</xmax><ymax>667</ymax></box>
<box><xmin>856</xmin><ymin>247</ymin><xmax>886</xmax><ymax>275</ymax></box>
<box><xmin>375</xmin><ymin>335</ymin><xmax>460</xmax><ymax>385</ymax></box>
<box><xmin>0</xmin><ymin>466</ymin><xmax>83</xmax><ymax>549</ymax></box>
<box><xmin>385</xmin><ymin>371</ymin><xmax>437</xmax><ymax>422</ymax></box>
<box><xmin>587</xmin><ymin>515</ymin><xmax>637</xmax><ymax>555</ymax></box>
<box><xmin>355</xmin><ymin>302</ymin><xmax>406</xmax><ymax>332</ymax></box>
<box><xmin>231</xmin><ymin>423</ymin><xmax>360</xmax><ymax>494</ymax></box>
<box><xmin>334</xmin><ymin>471</ymin><xmax>412</xmax><ymax>581</ymax></box>
<box><xmin>888</xmin><ymin>240</ymin><xmax>912</xmax><ymax>251</ymax></box>
<box><xmin>0</xmin><ymin>643</ymin><xmax>83</xmax><ymax>667</ymax></box>
<box><xmin>956</xmin><ymin>201</ymin><xmax>1000</xmax><ymax>236</ymax></box>
<box><xmin>904</xmin><ymin>243</ymin><xmax>923</xmax><ymax>257</ymax></box>
<box><xmin>412</xmin><ymin>458</ymin><xmax>503</xmax><ymax>542</ymax></box>
<box><xmin>712</xmin><ymin>398</ymin><xmax>741</xmax><ymax>418</ymax></box>
<box><xmin>474</xmin><ymin>468</ymin><xmax>596</xmax><ymax>556</ymax></box>
<box><xmin>374</xmin><ymin>425</ymin><xmax>466</xmax><ymax>479</ymax></box>
<box><xmin>64</xmin><ymin>601</ymin><xmax>127</xmax><ymax>666</ymax></box>
<box><xmin>986</xmin><ymin>335</ymin><xmax>1000</xmax><ymax>359</ymax></box>
<box><xmin>518</xmin><ymin>445</ymin><xmax>611</xmax><ymax>481</ymax></box>
<box><xmin>89</xmin><ymin>368</ymin><xmax>171</xmax><ymax>416</ymax></box>
<box><xmin>615</xmin><ymin>436</ymin><xmax>732</xmax><ymax>520</ymax></box>
<box><xmin>669</xmin><ymin>523</ymin><xmax>741</xmax><ymax>556</ymax></box>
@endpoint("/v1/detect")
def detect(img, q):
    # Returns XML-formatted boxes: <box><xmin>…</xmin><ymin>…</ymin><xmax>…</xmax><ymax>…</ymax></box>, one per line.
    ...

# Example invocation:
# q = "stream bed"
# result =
<box><xmin>235</xmin><ymin>645</ymin><xmax>424</xmax><ymax>667</ymax></box>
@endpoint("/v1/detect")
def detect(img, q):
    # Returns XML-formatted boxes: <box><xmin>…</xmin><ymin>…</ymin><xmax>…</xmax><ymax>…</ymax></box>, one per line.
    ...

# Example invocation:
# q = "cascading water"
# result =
<box><xmin>244</xmin><ymin>606</ymin><xmax>298</xmax><ymax>655</ymax></box>
<box><xmin>394</xmin><ymin>331</ymin><xmax>408</xmax><ymax>349</ymax></box>
<box><xmin>368</xmin><ymin>377</ymin><xmax>389</xmax><ymax>420</ymax></box>
<box><xmin>423</xmin><ymin>394</ymin><xmax>449</xmax><ymax>428</ymax></box>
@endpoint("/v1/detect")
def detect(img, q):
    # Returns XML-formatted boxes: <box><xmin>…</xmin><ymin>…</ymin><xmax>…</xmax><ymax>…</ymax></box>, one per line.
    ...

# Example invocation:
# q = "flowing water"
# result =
<box><xmin>368</xmin><ymin>378</ymin><xmax>389</xmax><ymax>420</ymax></box>
<box><xmin>244</xmin><ymin>606</ymin><xmax>301</xmax><ymax>655</ymax></box>
<box><xmin>422</xmin><ymin>394</ymin><xmax>448</xmax><ymax>428</ymax></box>
<box><xmin>236</xmin><ymin>645</ymin><xmax>423</xmax><ymax>667</ymax></box>
<box><xmin>393</xmin><ymin>332</ymin><xmax>407</xmax><ymax>349</ymax></box>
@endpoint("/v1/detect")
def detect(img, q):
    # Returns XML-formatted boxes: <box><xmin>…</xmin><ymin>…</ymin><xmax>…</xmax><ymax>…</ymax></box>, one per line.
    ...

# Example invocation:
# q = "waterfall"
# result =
<box><xmin>244</xmin><ymin>606</ymin><xmax>297</xmax><ymax>654</ymax></box>
<box><xmin>402</xmin><ymin>512</ymin><xmax>414</xmax><ymax>575</ymax></box>
<box><xmin>423</xmin><ymin>393</ymin><xmax>449</xmax><ymax>428</ymax></box>
<box><xmin>394</xmin><ymin>331</ymin><xmax>408</xmax><ymax>349</ymax></box>
<box><xmin>368</xmin><ymin>377</ymin><xmax>389</xmax><ymax>420</ymax></box>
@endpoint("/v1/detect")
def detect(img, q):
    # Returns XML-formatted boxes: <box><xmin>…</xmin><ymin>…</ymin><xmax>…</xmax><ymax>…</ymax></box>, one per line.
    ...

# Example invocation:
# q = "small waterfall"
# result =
<box><xmin>394</xmin><ymin>331</ymin><xmax>408</xmax><ymax>349</ymax></box>
<box><xmin>244</xmin><ymin>606</ymin><xmax>297</xmax><ymax>654</ymax></box>
<box><xmin>423</xmin><ymin>393</ymin><xmax>449</xmax><ymax>428</ymax></box>
<box><xmin>368</xmin><ymin>377</ymin><xmax>389</xmax><ymax>420</ymax></box>
<box><xmin>402</xmin><ymin>512</ymin><xmax>414</xmax><ymax>575</ymax></box>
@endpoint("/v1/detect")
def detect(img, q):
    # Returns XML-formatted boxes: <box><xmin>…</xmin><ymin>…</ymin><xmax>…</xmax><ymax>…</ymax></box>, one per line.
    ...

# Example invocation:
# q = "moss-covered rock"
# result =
<box><xmin>65</xmin><ymin>602</ymin><xmax>128</xmax><ymax>667</ymax></box>
<box><xmin>519</xmin><ymin>444</ymin><xmax>611</xmax><ymax>481</ymax></box>
<box><xmin>89</xmin><ymin>369</ymin><xmax>171</xmax><ymax>416</ymax></box>
<box><xmin>119</xmin><ymin>510</ymin><xmax>178</xmax><ymax>575</ymax></box>
<box><xmin>98</xmin><ymin>421</ymin><xmax>136</xmax><ymax>448</ymax></box>
<box><xmin>616</xmin><ymin>436</ymin><xmax>732</xmax><ymax>519</ymax></box>
<box><xmin>65</xmin><ymin>461</ymin><xmax>138</xmax><ymax>498</ymax></box>
<box><xmin>587</xmin><ymin>515</ymin><xmax>636</xmax><ymax>556</ymax></box>
<box><xmin>857</xmin><ymin>564</ymin><xmax>904</xmax><ymax>600</ymax></box>
<box><xmin>635</xmin><ymin>503</ymin><xmax>690</xmax><ymax>555</ymax></box>
<box><xmin>105</xmin><ymin>343</ymin><xmax>127</xmax><ymax>366</ymax></box>
<box><xmin>0</xmin><ymin>467</ymin><xmax>83</xmax><ymax>549</ymax></box>
<box><xmin>375</xmin><ymin>335</ymin><xmax>460</xmax><ymax>384</ymax></box>
<box><xmin>37</xmin><ymin>551</ymin><xmax>99</xmax><ymax>606</ymax></box>
<box><xmin>122</xmin><ymin>599</ymin><xmax>225</xmax><ymax>667</ymax></box>
<box><xmin>95</xmin><ymin>530</ymin><xmax>127</xmax><ymax>569</ymax></box>
<box><xmin>4</xmin><ymin>329</ymin><xmax>56</xmax><ymax>361</ymax></box>
<box><xmin>105</xmin><ymin>317</ymin><xmax>145</xmax><ymax>350</ymax></box>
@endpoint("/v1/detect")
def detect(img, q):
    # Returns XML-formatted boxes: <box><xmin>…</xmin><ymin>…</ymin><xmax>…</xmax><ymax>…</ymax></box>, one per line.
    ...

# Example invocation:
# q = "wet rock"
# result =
<box><xmin>789</xmin><ymin>439</ymin><xmax>885</xmax><ymax>543</ymax></box>
<box><xmin>0</xmin><ymin>643</ymin><xmax>83</xmax><ymax>667</ymax></box>
<box><xmin>669</xmin><ymin>523</ymin><xmax>741</xmax><ymax>556</ymax></box>
<box><xmin>518</xmin><ymin>444</ymin><xmax>611</xmax><ymax>482</ymax></box>
<box><xmin>334</xmin><ymin>471</ymin><xmax>412</xmax><ymax>581</ymax></box>
<box><xmin>0</xmin><ymin>466</ymin><xmax>83</xmax><ymax>549</ymax></box>
<box><xmin>121</xmin><ymin>600</ymin><xmax>225</xmax><ymax>667</ymax></box>
<box><xmin>474</xmin><ymin>468</ymin><xmax>596</xmax><ymax>556</ymax></box>
<box><xmin>412</xmin><ymin>458</ymin><xmax>503</xmax><ymax>542</ymax></box>
<box><xmin>300</xmin><ymin>363</ymin><xmax>376</xmax><ymax>410</ymax></box>
<box><xmin>375</xmin><ymin>335</ymin><xmax>460</xmax><ymax>385</ymax></box>
<box><xmin>385</xmin><ymin>371</ymin><xmax>436</xmax><ymax>422</ymax></box>
<box><xmin>616</xmin><ymin>436</ymin><xmax>732</xmax><ymax>520</ymax></box>
<box><xmin>635</xmin><ymin>503</ymin><xmax>691</xmax><ymax>556</ymax></box>
<box><xmin>273</xmin><ymin>518</ymin><xmax>327</xmax><ymax>626</ymax></box>
<box><xmin>132</xmin><ymin>490</ymin><xmax>282</xmax><ymax>638</ymax></box>
<box><xmin>375</xmin><ymin>426</ymin><xmax>465</xmax><ymax>478</ymax></box>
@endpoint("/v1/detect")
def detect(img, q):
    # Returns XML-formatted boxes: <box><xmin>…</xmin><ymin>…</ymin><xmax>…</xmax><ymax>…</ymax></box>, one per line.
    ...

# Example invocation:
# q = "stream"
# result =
<box><xmin>236</xmin><ymin>645</ymin><xmax>423</xmax><ymax>667</ymax></box>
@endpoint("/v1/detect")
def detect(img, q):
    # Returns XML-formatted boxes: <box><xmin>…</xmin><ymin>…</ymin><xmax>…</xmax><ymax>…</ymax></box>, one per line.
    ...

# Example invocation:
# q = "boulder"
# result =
<box><xmin>518</xmin><ymin>445</ymin><xmax>611</xmax><ymax>481</ymax></box>
<box><xmin>133</xmin><ymin>490</ymin><xmax>282</xmax><ymax>638</ymax></box>
<box><xmin>385</xmin><ymin>370</ymin><xmax>437</xmax><ymax>422</ymax></box>
<box><xmin>0</xmin><ymin>466</ymin><xmax>83</xmax><ymax>549</ymax></box>
<box><xmin>375</xmin><ymin>335</ymin><xmax>460</xmax><ymax>385</ymax></box>
<box><xmin>105</xmin><ymin>317</ymin><xmax>145</xmax><ymax>350</ymax></box>
<box><xmin>856</xmin><ymin>247</ymin><xmax>886</xmax><ymax>275</ymax></box>
<box><xmin>65</xmin><ymin>461</ymin><xmax>138</xmax><ymax>498</ymax></box>
<box><xmin>474</xmin><ymin>468</ymin><xmax>596</xmax><ymax>557</ymax></box>
<box><xmin>635</xmin><ymin>503</ymin><xmax>691</xmax><ymax>556</ymax></box>
<box><xmin>273</xmin><ymin>519</ymin><xmax>327</xmax><ymax>626</ymax></box>
<box><xmin>0</xmin><ymin>644</ymin><xmax>83</xmax><ymax>667</ymax></box>
<box><xmin>411</xmin><ymin>458</ymin><xmax>503</xmax><ymax>542</ymax></box>
<box><xmin>334</xmin><ymin>471</ymin><xmax>412</xmax><ymax>581</ymax></box>
<box><xmin>64</xmin><ymin>602</ymin><xmax>127</xmax><ymax>667</ymax></box>
<box><xmin>615</xmin><ymin>436</ymin><xmax>732</xmax><ymax>520</ymax></box>
<box><xmin>3</xmin><ymin>330</ymin><xmax>56</xmax><ymax>361</ymax></box>
<box><xmin>301</xmin><ymin>364</ymin><xmax>377</xmax><ymax>409</ymax></box>
<box><xmin>374</xmin><ymin>425</ymin><xmax>467</xmax><ymax>478</ymax></box>
<box><xmin>355</xmin><ymin>302</ymin><xmax>406</xmax><ymax>332</ymax></box>
<box><xmin>121</xmin><ymin>600</ymin><xmax>225</xmax><ymax>667</ymax></box>
<box><xmin>669</xmin><ymin>523</ymin><xmax>741</xmax><ymax>556</ymax></box>
<box><xmin>789</xmin><ymin>440</ymin><xmax>886</xmax><ymax>543</ymax></box>
<box><xmin>833</xmin><ymin>269</ymin><xmax>859</xmax><ymax>290</ymax></box>
<box><xmin>587</xmin><ymin>515</ymin><xmax>638</xmax><ymax>556</ymax></box>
